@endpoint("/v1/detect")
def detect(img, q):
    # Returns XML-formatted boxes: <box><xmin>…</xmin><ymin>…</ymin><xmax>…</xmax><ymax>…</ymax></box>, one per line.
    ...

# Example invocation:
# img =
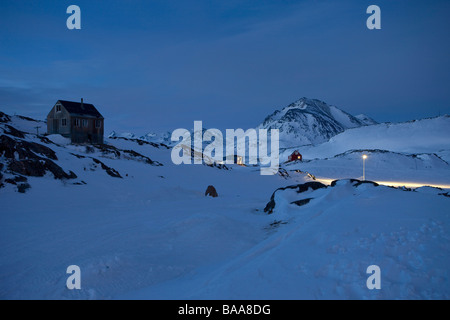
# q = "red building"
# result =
<box><xmin>288</xmin><ymin>150</ymin><xmax>302</xmax><ymax>162</ymax></box>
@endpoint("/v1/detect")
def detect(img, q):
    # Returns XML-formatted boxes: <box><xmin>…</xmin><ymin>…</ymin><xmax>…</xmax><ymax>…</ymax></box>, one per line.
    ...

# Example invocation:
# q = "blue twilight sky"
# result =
<box><xmin>0</xmin><ymin>0</ymin><xmax>449</xmax><ymax>135</ymax></box>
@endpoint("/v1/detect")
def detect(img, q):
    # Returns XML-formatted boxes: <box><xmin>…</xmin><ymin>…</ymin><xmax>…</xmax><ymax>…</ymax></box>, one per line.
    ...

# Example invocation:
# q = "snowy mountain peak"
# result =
<box><xmin>291</xmin><ymin>97</ymin><xmax>332</xmax><ymax>114</ymax></box>
<box><xmin>258</xmin><ymin>97</ymin><xmax>376</xmax><ymax>147</ymax></box>
<box><xmin>262</xmin><ymin>97</ymin><xmax>333</xmax><ymax>123</ymax></box>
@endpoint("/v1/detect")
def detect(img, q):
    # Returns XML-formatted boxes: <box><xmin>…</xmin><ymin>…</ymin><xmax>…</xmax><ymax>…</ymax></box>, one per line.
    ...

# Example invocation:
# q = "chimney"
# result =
<box><xmin>81</xmin><ymin>98</ymin><xmax>84</xmax><ymax>110</ymax></box>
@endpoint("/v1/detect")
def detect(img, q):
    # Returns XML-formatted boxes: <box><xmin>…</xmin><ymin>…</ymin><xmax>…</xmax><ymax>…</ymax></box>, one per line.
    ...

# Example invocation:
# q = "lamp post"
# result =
<box><xmin>362</xmin><ymin>154</ymin><xmax>368</xmax><ymax>180</ymax></box>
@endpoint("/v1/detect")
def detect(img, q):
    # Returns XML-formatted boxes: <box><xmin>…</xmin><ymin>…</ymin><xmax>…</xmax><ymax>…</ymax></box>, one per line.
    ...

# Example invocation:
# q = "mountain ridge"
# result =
<box><xmin>257</xmin><ymin>97</ymin><xmax>377</xmax><ymax>147</ymax></box>
<box><xmin>110</xmin><ymin>97</ymin><xmax>378</xmax><ymax>149</ymax></box>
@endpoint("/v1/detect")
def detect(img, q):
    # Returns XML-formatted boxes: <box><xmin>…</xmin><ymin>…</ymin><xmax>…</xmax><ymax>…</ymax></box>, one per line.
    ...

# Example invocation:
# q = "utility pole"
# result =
<box><xmin>34</xmin><ymin>126</ymin><xmax>41</xmax><ymax>136</ymax></box>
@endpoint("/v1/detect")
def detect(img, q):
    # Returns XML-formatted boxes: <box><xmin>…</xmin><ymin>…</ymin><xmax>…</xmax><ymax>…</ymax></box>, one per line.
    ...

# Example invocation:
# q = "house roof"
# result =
<box><xmin>58</xmin><ymin>100</ymin><xmax>104</xmax><ymax>118</ymax></box>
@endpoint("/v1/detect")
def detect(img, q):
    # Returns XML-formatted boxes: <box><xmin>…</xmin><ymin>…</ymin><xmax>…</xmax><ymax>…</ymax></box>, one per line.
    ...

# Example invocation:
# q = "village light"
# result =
<box><xmin>362</xmin><ymin>154</ymin><xmax>368</xmax><ymax>180</ymax></box>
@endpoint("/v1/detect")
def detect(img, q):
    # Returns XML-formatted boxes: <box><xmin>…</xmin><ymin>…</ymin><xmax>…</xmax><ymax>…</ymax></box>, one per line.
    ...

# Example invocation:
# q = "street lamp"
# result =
<box><xmin>362</xmin><ymin>154</ymin><xmax>368</xmax><ymax>180</ymax></box>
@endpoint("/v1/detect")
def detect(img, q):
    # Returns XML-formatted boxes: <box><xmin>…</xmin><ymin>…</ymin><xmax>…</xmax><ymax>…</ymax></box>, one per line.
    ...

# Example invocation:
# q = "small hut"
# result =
<box><xmin>288</xmin><ymin>150</ymin><xmax>302</xmax><ymax>162</ymax></box>
<box><xmin>217</xmin><ymin>155</ymin><xmax>244</xmax><ymax>165</ymax></box>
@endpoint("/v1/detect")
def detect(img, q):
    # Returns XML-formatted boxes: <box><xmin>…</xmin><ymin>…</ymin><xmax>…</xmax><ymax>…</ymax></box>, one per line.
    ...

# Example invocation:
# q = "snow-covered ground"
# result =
<box><xmin>1</xmin><ymin>113</ymin><xmax>449</xmax><ymax>299</ymax></box>
<box><xmin>281</xmin><ymin>115</ymin><xmax>450</xmax><ymax>188</ymax></box>
<box><xmin>287</xmin><ymin>115</ymin><xmax>450</xmax><ymax>159</ymax></box>
<box><xmin>125</xmin><ymin>180</ymin><xmax>449</xmax><ymax>299</ymax></box>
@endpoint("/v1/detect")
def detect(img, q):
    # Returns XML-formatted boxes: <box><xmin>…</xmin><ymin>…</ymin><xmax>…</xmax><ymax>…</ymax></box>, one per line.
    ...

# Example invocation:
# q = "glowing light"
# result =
<box><xmin>362</xmin><ymin>154</ymin><xmax>368</xmax><ymax>180</ymax></box>
<box><xmin>314</xmin><ymin>177</ymin><xmax>450</xmax><ymax>190</ymax></box>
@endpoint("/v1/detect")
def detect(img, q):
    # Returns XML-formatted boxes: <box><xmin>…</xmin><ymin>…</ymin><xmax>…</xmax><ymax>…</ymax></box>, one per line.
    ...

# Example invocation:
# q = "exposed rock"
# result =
<box><xmin>0</xmin><ymin>133</ymin><xmax>76</xmax><ymax>180</ymax></box>
<box><xmin>0</xmin><ymin>112</ymin><xmax>11</xmax><ymax>123</ymax></box>
<box><xmin>14</xmin><ymin>175</ymin><xmax>27</xmax><ymax>182</ymax></box>
<box><xmin>122</xmin><ymin>149</ymin><xmax>162</xmax><ymax>166</ymax></box>
<box><xmin>205</xmin><ymin>162</ymin><xmax>229</xmax><ymax>170</ymax></box>
<box><xmin>17</xmin><ymin>183</ymin><xmax>31</xmax><ymax>193</ymax></box>
<box><xmin>4</xmin><ymin>175</ymin><xmax>28</xmax><ymax>185</ymax></box>
<box><xmin>296</xmin><ymin>181</ymin><xmax>328</xmax><ymax>193</ymax></box>
<box><xmin>291</xmin><ymin>198</ymin><xmax>313</xmax><ymax>207</ymax></box>
<box><xmin>278</xmin><ymin>168</ymin><xmax>289</xmax><ymax>178</ymax></box>
<box><xmin>85</xmin><ymin>145</ymin><xmax>96</xmax><ymax>154</ymax></box>
<box><xmin>93</xmin><ymin>143</ymin><xmax>120</xmax><ymax>157</ymax></box>
<box><xmin>108</xmin><ymin>136</ymin><xmax>170</xmax><ymax>149</ymax></box>
<box><xmin>0</xmin><ymin>135</ymin><xmax>57</xmax><ymax>160</ymax></box>
<box><xmin>330</xmin><ymin>179</ymin><xmax>379</xmax><ymax>187</ymax></box>
<box><xmin>264</xmin><ymin>181</ymin><xmax>327</xmax><ymax>214</ymax></box>
<box><xmin>205</xmin><ymin>185</ymin><xmax>218</xmax><ymax>197</ymax></box>
<box><xmin>92</xmin><ymin>143</ymin><xmax>163</xmax><ymax>166</ymax></box>
<box><xmin>70</xmin><ymin>153</ymin><xmax>86</xmax><ymax>159</ymax></box>
<box><xmin>6</xmin><ymin>178</ymin><xmax>19</xmax><ymax>184</ymax></box>
<box><xmin>264</xmin><ymin>179</ymin><xmax>386</xmax><ymax>215</ymax></box>
<box><xmin>92</xmin><ymin>158</ymin><xmax>122</xmax><ymax>178</ymax></box>
<box><xmin>3</xmin><ymin>125</ymin><xmax>26</xmax><ymax>138</ymax></box>
<box><xmin>39</xmin><ymin>136</ymin><xmax>60</xmax><ymax>146</ymax></box>
<box><xmin>264</xmin><ymin>220</ymin><xmax>288</xmax><ymax>232</ymax></box>
<box><xmin>307</xmin><ymin>172</ymin><xmax>316</xmax><ymax>180</ymax></box>
<box><xmin>8</xmin><ymin>158</ymin><xmax>77</xmax><ymax>179</ymax></box>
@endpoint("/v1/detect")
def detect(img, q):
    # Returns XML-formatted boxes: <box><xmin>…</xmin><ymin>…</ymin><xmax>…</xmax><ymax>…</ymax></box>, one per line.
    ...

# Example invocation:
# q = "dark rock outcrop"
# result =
<box><xmin>0</xmin><ymin>134</ymin><xmax>76</xmax><ymax>180</ymax></box>
<box><xmin>0</xmin><ymin>135</ymin><xmax>57</xmax><ymax>160</ymax></box>
<box><xmin>122</xmin><ymin>149</ymin><xmax>162</xmax><ymax>166</ymax></box>
<box><xmin>17</xmin><ymin>183</ymin><xmax>31</xmax><ymax>193</ymax></box>
<box><xmin>3</xmin><ymin>125</ymin><xmax>26</xmax><ymax>138</ymax></box>
<box><xmin>264</xmin><ymin>181</ymin><xmax>327</xmax><ymax>214</ymax></box>
<box><xmin>0</xmin><ymin>112</ymin><xmax>11</xmax><ymax>123</ymax></box>
<box><xmin>330</xmin><ymin>179</ymin><xmax>379</xmax><ymax>187</ymax></box>
<box><xmin>291</xmin><ymin>198</ymin><xmax>313</xmax><ymax>207</ymax></box>
<box><xmin>8</xmin><ymin>158</ymin><xmax>77</xmax><ymax>179</ymax></box>
<box><xmin>264</xmin><ymin>179</ymin><xmax>383</xmax><ymax>215</ymax></box>
<box><xmin>205</xmin><ymin>185</ymin><xmax>218</xmax><ymax>197</ymax></box>
<box><xmin>4</xmin><ymin>175</ymin><xmax>28</xmax><ymax>185</ymax></box>
<box><xmin>93</xmin><ymin>143</ymin><xmax>163</xmax><ymax>166</ymax></box>
<box><xmin>92</xmin><ymin>158</ymin><xmax>122</xmax><ymax>178</ymax></box>
<box><xmin>108</xmin><ymin>136</ymin><xmax>170</xmax><ymax>149</ymax></box>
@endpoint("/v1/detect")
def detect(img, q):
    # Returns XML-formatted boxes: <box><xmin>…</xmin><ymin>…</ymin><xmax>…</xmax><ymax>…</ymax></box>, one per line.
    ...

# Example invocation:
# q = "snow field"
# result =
<box><xmin>1</xmin><ymin>114</ymin><xmax>449</xmax><ymax>299</ymax></box>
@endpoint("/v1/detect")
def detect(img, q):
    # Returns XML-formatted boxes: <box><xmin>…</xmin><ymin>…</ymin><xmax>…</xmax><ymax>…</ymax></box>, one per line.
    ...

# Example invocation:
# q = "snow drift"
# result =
<box><xmin>0</xmin><ymin>111</ymin><xmax>449</xmax><ymax>300</ymax></box>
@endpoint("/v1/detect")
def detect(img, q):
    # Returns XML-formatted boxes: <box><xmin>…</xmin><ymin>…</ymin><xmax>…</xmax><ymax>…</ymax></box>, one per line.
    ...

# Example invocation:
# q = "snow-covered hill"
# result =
<box><xmin>257</xmin><ymin>97</ymin><xmax>377</xmax><ymax>148</ymax></box>
<box><xmin>124</xmin><ymin>180</ymin><xmax>449</xmax><ymax>299</ymax></box>
<box><xmin>109</xmin><ymin>97</ymin><xmax>377</xmax><ymax>149</ymax></box>
<box><xmin>1</xmin><ymin>111</ymin><xmax>449</xmax><ymax>300</ymax></box>
<box><xmin>275</xmin><ymin>115</ymin><xmax>450</xmax><ymax>186</ymax></box>
<box><xmin>289</xmin><ymin>115</ymin><xmax>450</xmax><ymax>160</ymax></box>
